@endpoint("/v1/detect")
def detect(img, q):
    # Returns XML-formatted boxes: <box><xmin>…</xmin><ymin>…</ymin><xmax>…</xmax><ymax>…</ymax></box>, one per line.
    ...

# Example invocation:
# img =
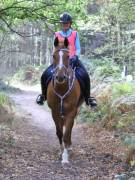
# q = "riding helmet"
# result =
<box><xmin>60</xmin><ymin>12</ymin><xmax>72</xmax><ymax>23</ymax></box>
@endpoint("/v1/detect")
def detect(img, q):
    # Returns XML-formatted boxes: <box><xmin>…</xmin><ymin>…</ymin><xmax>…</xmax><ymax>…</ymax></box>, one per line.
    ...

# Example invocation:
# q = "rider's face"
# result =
<box><xmin>61</xmin><ymin>22</ymin><xmax>71</xmax><ymax>32</ymax></box>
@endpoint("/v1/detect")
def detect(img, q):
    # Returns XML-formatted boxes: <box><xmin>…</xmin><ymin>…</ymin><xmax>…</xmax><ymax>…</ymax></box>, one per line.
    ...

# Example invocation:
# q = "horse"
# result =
<box><xmin>47</xmin><ymin>37</ymin><xmax>84</xmax><ymax>164</ymax></box>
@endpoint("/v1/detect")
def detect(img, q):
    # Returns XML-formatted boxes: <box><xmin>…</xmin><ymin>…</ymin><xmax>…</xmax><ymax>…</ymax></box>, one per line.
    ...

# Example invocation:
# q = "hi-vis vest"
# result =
<box><xmin>55</xmin><ymin>31</ymin><xmax>77</xmax><ymax>57</ymax></box>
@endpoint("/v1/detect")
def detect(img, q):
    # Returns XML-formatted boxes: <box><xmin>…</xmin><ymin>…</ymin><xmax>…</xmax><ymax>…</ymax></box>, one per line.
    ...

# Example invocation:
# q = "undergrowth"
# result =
<box><xmin>0</xmin><ymin>92</ymin><xmax>15</xmax><ymax>156</ymax></box>
<box><xmin>10</xmin><ymin>65</ymin><xmax>46</xmax><ymax>85</ymax></box>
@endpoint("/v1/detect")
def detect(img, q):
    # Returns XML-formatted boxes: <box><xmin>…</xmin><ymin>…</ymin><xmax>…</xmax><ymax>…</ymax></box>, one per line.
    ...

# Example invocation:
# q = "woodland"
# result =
<box><xmin>0</xmin><ymin>0</ymin><xmax>135</xmax><ymax>179</ymax></box>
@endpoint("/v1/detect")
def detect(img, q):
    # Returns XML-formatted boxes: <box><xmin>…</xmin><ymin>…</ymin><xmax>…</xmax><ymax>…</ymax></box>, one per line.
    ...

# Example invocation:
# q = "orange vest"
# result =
<box><xmin>55</xmin><ymin>31</ymin><xmax>77</xmax><ymax>57</ymax></box>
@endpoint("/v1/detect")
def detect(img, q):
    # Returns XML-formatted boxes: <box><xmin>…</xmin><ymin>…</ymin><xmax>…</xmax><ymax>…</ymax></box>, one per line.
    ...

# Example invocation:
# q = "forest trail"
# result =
<box><xmin>0</xmin><ymin>89</ymin><xmax>126</xmax><ymax>180</ymax></box>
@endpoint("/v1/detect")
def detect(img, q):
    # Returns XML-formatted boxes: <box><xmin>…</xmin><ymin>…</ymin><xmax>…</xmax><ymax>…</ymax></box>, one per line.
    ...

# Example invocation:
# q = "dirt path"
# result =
<box><xmin>0</xmin><ymin>90</ymin><xmax>126</xmax><ymax>180</ymax></box>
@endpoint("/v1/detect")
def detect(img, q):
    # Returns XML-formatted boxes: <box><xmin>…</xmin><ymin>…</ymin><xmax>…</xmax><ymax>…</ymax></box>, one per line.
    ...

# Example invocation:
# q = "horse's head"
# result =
<box><xmin>53</xmin><ymin>37</ymin><xmax>70</xmax><ymax>84</ymax></box>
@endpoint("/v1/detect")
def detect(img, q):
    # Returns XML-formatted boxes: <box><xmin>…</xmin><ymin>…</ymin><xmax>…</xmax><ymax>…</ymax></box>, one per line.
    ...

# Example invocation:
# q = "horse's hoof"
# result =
<box><xmin>62</xmin><ymin>160</ymin><xmax>69</xmax><ymax>164</ymax></box>
<box><xmin>68</xmin><ymin>147</ymin><xmax>73</xmax><ymax>154</ymax></box>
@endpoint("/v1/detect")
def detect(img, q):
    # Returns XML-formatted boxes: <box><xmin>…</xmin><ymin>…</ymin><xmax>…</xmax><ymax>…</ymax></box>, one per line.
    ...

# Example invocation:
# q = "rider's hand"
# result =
<box><xmin>70</xmin><ymin>55</ymin><xmax>78</xmax><ymax>61</ymax></box>
<box><xmin>69</xmin><ymin>55</ymin><xmax>79</xmax><ymax>68</ymax></box>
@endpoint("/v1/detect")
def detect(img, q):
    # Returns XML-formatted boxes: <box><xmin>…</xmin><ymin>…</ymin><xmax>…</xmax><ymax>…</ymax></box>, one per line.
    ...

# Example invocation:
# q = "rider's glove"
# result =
<box><xmin>69</xmin><ymin>55</ymin><xmax>79</xmax><ymax>68</ymax></box>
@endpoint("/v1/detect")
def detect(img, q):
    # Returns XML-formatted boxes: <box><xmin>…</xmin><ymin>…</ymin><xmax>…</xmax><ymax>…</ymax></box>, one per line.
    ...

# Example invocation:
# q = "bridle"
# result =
<box><xmin>52</xmin><ymin>48</ymin><xmax>76</xmax><ymax>117</ymax></box>
<box><xmin>52</xmin><ymin>48</ymin><xmax>69</xmax><ymax>74</ymax></box>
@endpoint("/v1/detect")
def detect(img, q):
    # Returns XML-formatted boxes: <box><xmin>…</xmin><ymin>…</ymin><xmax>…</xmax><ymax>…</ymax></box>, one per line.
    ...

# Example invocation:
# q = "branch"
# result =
<box><xmin>0</xmin><ymin>0</ymin><xmax>29</xmax><ymax>13</ymax></box>
<box><xmin>0</xmin><ymin>1</ymin><xmax>63</xmax><ymax>14</ymax></box>
<box><xmin>1</xmin><ymin>18</ymin><xmax>41</xmax><ymax>37</ymax></box>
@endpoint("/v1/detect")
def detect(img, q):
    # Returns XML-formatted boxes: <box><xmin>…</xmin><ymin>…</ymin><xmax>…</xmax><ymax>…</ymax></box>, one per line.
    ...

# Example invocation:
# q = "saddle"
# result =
<box><xmin>44</xmin><ymin>56</ymin><xmax>86</xmax><ymax>99</ymax></box>
<box><xmin>45</xmin><ymin>66</ymin><xmax>85</xmax><ymax>98</ymax></box>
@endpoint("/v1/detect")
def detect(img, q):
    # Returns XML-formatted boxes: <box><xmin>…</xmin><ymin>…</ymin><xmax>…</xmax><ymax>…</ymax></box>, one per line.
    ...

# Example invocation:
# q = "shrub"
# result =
<box><xmin>112</xmin><ymin>82</ymin><xmax>135</xmax><ymax>99</ymax></box>
<box><xmin>10</xmin><ymin>65</ymin><xmax>46</xmax><ymax>85</ymax></box>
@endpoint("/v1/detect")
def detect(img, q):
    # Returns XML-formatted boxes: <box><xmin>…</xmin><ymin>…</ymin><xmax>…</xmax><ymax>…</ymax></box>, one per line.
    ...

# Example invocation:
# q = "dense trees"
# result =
<box><xmin>0</xmin><ymin>0</ymin><xmax>87</xmax><ymax>34</ymax></box>
<box><xmin>0</xmin><ymin>0</ymin><xmax>135</xmax><ymax>75</ymax></box>
<box><xmin>0</xmin><ymin>0</ymin><xmax>88</xmax><ymax>75</ymax></box>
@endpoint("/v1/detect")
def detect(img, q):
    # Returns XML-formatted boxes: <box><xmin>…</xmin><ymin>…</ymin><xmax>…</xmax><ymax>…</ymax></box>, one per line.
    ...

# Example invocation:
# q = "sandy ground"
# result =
<box><xmin>0</xmin><ymin>89</ymin><xmax>127</xmax><ymax>180</ymax></box>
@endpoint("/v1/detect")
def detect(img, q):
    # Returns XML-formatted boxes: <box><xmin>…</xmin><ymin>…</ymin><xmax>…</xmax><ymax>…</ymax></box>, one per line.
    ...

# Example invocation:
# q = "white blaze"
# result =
<box><xmin>59</xmin><ymin>50</ymin><xmax>63</xmax><ymax>69</ymax></box>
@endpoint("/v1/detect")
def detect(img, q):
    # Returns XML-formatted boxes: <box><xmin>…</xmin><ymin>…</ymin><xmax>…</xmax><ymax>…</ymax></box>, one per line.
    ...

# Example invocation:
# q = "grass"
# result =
<box><xmin>0</xmin><ymin>92</ymin><xmax>10</xmax><ymax>106</ymax></box>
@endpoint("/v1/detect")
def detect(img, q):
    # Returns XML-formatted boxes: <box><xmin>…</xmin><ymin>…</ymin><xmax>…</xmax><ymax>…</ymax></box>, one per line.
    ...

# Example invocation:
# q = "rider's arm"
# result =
<box><xmin>75</xmin><ymin>32</ymin><xmax>81</xmax><ymax>56</ymax></box>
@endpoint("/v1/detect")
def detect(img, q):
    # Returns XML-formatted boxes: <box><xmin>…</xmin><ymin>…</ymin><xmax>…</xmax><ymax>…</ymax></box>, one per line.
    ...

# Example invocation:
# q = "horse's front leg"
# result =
<box><xmin>52</xmin><ymin>113</ymin><xmax>64</xmax><ymax>153</ymax></box>
<box><xmin>62</xmin><ymin>114</ymin><xmax>75</xmax><ymax>164</ymax></box>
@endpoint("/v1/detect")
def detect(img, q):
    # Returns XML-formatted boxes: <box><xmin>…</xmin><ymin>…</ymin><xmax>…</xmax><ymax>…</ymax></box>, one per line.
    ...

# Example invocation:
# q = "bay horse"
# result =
<box><xmin>47</xmin><ymin>37</ymin><xmax>84</xmax><ymax>164</ymax></box>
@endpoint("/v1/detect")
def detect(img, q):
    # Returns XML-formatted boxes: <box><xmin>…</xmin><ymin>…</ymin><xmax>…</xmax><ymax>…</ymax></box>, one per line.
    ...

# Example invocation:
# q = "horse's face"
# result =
<box><xmin>53</xmin><ymin>37</ymin><xmax>70</xmax><ymax>84</ymax></box>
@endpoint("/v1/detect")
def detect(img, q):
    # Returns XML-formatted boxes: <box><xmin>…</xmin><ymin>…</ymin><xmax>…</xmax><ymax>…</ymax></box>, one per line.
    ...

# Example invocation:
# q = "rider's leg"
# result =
<box><xmin>36</xmin><ymin>65</ymin><xmax>53</xmax><ymax>105</ymax></box>
<box><xmin>76</xmin><ymin>60</ymin><xmax>97</xmax><ymax>107</ymax></box>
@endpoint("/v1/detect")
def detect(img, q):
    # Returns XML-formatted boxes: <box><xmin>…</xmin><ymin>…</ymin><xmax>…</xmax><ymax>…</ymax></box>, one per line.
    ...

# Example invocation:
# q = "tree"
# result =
<box><xmin>0</xmin><ymin>0</ymin><xmax>88</xmax><ymax>36</ymax></box>
<box><xmin>85</xmin><ymin>0</ymin><xmax>135</xmax><ymax>65</ymax></box>
<box><xmin>0</xmin><ymin>0</ymin><xmax>89</xmax><ymax>73</ymax></box>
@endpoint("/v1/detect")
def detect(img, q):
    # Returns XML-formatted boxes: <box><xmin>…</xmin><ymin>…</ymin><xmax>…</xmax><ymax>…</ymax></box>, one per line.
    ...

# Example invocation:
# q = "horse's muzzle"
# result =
<box><xmin>56</xmin><ymin>75</ymin><xmax>67</xmax><ymax>83</ymax></box>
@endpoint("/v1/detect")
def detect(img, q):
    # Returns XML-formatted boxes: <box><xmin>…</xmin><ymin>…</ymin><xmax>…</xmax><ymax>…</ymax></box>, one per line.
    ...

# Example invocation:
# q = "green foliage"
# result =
<box><xmin>11</xmin><ymin>65</ymin><xmax>45</xmax><ymax>85</ymax></box>
<box><xmin>77</xmin><ymin>106</ymin><xmax>102</xmax><ymax>123</ymax></box>
<box><xmin>0</xmin><ymin>0</ymin><xmax>88</xmax><ymax>32</ymax></box>
<box><xmin>112</xmin><ymin>82</ymin><xmax>135</xmax><ymax>99</ymax></box>
<box><xmin>77</xmin><ymin>96</ymin><xmax>120</xmax><ymax>126</ymax></box>
<box><xmin>85</xmin><ymin>0</ymin><xmax>135</xmax><ymax>65</ymax></box>
<box><xmin>0</xmin><ymin>92</ymin><xmax>9</xmax><ymax>106</ymax></box>
<box><xmin>97</xmin><ymin>65</ymin><xmax>120</xmax><ymax>77</ymax></box>
<box><xmin>81</xmin><ymin>57</ymin><xmax>121</xmax><ymax>78</ymax></box>
<box><xmin>97</xmin><ymin>97</ymin><xmax>121</xmax><ymax>129</ymax></box>
<box><xmin>93</xmin><ymin>58</ymin><xmax>120</xmax><ymax>78</ymax></box>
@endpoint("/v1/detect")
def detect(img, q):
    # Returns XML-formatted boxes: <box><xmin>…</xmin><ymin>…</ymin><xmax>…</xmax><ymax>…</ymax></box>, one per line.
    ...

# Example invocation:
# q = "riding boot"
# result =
<box><xmin>85</xmin><ymin>78</ymin><xmax>97</xmax><ymax>108</ymax></box>
<box><xmin>36</xmin><ymin>65</ymin><xmax>53</xmax><ymax>105</ymax></box>
<box><xmin>36</xmin><ymin>74</ymin><xmax>47</xmax><ymax>105</ymax></box>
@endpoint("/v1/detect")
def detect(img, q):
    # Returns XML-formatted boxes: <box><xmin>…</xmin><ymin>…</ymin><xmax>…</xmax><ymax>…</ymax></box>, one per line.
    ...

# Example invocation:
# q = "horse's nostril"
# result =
<box><xmin>56</xmin><ymin>76</ymin><xmax>64</xmax><ymax>82</ymax></box>
<box><xmin>55</xmin><ymin>74</ymin><xmax>67</xmax><ymax>82</ymax></box>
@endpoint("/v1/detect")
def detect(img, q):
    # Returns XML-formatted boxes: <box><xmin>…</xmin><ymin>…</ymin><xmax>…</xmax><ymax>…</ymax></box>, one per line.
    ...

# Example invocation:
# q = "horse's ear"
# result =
<box><xmin>54</xmin><ymin>37</ymin><xmax>59</xmax><ymax>47</ymax></box>
<box><xmin>64</xmin><ymin>37</ymin><xmax>69</xmax><ymax>48</ymax></box>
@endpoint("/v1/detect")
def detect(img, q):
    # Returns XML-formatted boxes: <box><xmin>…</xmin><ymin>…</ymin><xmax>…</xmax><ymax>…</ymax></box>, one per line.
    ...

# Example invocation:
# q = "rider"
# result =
<box><xmin>36</xmin><ymin>12</ymin><xmax>97</xmax><ymax>108</ymax></box>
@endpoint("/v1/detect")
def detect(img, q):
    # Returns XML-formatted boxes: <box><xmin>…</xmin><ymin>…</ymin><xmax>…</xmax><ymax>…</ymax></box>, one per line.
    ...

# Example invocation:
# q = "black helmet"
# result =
<box><xmin>60</xmin><ymin>12</ymin><xmax>72</xmax><ymax>23</ymax></box>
